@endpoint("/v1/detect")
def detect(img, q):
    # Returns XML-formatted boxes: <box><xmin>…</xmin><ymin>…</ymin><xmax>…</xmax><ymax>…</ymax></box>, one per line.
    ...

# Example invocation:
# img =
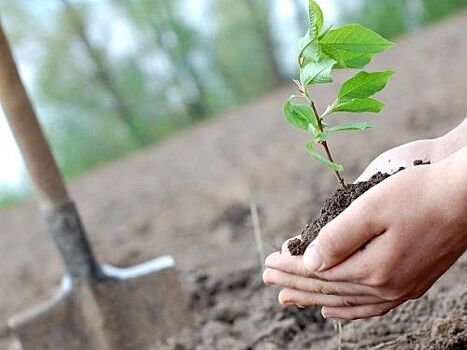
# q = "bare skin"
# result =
<box><xmin>263</xmin><ymin>119</ymin><xmax>467</xmax><ymax>320</ymax></box>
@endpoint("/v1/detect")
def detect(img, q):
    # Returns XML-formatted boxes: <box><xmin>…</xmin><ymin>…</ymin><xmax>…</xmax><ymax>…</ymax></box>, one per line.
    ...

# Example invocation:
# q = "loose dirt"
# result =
<box><xmin>1</xmin><ymin>12</ymin><xmax>467</xmax><ymax>350</ymax></box>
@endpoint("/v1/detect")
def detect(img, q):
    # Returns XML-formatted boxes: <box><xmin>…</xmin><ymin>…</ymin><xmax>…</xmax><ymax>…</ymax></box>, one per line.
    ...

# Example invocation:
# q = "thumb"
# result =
<box><xmin>303</xmin><ymin>196</ymin><xmax>385</xmax><ymax>272</ymax></box>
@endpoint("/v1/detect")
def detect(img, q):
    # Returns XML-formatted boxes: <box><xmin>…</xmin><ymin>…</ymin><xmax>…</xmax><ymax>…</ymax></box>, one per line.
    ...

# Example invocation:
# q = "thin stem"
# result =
<box><xmin>322</xmin><ymin>141</ymin><xmax>346</xmax><ymax>189</ymax></box>
<box><xmin>304</xmin><ymin>90</ymin><xmax>347</xmax><ymax>189</ymax></box>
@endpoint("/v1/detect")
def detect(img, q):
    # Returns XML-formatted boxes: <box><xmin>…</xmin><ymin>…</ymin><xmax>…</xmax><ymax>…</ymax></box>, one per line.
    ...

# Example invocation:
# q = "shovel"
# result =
<box><xmin>0</xmin><ymin>23</ymin><xmax>189</xmax><ymax>350</ymax></box>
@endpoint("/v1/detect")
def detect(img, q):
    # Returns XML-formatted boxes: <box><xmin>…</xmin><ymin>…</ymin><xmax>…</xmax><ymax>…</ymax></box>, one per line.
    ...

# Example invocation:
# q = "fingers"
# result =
<box><xmin>304</xmin><ymin>193</ymin><xmax>386</xmax><ymax>272</ymax></box>
<box><xmin>263</xmin><ymin>268</ymin><xmax>375</xmax><ymax>296</ymax></box>
<box><xmin>321</xmin><ymin>300</ymin><xmax>403</xmax><ymax>320</ymax></box>
<box><xmin>311</xmin><ymin>247</ymin><xmax>373</xmax><ymax>283</ymax></box>
<box><xmin>278</xmin><ymin>288</ymin><xmax>385</xmax><ymax>308</ymax></box>
<box><xmin>266</xmin><ymin>252</ymin><xmax>315</xmax><ymax>277</ymax></box>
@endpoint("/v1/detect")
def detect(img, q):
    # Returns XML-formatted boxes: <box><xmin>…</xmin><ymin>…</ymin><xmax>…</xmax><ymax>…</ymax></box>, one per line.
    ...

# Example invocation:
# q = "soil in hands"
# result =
<box><xmin>288</xmin><ymin>161</ymin><xmax>429</xmax><ymax>255</ymax></box>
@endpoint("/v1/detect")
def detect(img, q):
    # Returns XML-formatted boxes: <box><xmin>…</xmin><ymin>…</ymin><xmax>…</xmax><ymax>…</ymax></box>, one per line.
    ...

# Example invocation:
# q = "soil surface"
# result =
<box><xmin>1</xmin><ymin>12</ymin><xmax>467</xmax><ymax>350</ymax></box>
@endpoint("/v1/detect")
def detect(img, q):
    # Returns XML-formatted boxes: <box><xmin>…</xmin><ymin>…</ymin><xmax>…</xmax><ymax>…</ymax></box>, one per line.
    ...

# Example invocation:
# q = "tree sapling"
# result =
<box><xmin>284</xmin><ymin>1</ymin><xmax>397</xmax><ymax>255</ymax></box>
<box><xmin>284</xmin><ymin>0</ymin><xmax>395</xmax><ymax>189</ymax></box>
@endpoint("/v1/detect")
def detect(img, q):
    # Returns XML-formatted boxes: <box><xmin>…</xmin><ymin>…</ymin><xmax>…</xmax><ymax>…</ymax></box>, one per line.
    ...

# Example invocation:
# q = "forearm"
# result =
<box><xmin>432</xmin><ymin>118</ymin><xmax>467</xmax><ymax>161</ymax></box>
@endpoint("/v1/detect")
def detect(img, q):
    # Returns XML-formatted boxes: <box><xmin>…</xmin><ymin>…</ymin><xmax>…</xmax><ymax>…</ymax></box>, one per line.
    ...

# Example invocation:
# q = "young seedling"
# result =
<box><xmin>284</xmin><ymin>0</ymin><xmax>395</xmax><ymax>189</ymax></box>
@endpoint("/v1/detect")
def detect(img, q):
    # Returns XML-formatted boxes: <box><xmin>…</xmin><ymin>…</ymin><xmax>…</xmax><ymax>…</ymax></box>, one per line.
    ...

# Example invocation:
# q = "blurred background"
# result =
<box><xmin>1</xmin><ymin>0</ymin><xmax>467</xmax><ymax>208</ymax></box>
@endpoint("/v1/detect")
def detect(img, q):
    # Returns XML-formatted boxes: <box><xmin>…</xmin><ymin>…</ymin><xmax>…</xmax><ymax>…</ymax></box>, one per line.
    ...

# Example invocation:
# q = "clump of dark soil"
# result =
<box><xmin>288</xmin><ymin>161</ymin><xmax>430</xmax><ymax>255</ymax></box>
<box><xmin>288</xmin><ymin>171</ymin><xmax>390</xmax><ymax>255</ymax></box>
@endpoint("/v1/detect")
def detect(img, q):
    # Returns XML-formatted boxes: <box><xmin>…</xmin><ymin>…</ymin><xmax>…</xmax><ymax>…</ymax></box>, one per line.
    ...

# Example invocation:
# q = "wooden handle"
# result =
<box><xmin>0</xmin><ymin>22</ymin><xmax>70</xmax><ymax>212</ymax></box>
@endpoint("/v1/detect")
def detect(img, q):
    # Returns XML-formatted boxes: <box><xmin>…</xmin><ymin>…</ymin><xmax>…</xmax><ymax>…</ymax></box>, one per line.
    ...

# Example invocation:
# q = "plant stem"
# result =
<box><xmin>320</xmin><ymin>139</ymin><xmax>347</xmax><ymax>189</ymax></box>
<box><xmin>305</xmin><ymin>92</ymin><xmax>347</xmax><ymax>189</ymax></box>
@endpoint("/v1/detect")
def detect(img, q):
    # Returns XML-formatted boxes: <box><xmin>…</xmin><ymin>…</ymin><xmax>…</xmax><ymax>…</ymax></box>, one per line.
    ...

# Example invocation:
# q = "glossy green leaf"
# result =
<box><xmin>299</xmin><ymin>38</ymin><xmax>321</xmax><ymax>67</ymax></box>
<box><xmin>338</xmin><ymin>71</ymin><xmax>395</xmax><ymax>100</ymax></box>
<box><xmin>298</xmin><ymin>1</ymin><xmax>326</xmax><ymax>67</ymax></box>
<box><xmin>320</xmin><ymin>24</ymin><xmax>395</xmax><ymax>54</ymax></box>
<box><xmin>306</xmin><ymin>142</ymin><xmax>344</xmax><ymax>171</ymax></box>
<box><xmin>298</xmin><ymin>30</ymin><xmax>312</xmax><ymax>63</ymax></box>
<box><xmin>336</xmin><ymin>51</ymin><xmax>372</xmax><ymax>69</ymax></box>
<box><xmin>284</xmin><ymin>97</ymin><xmax>318</xmax><ymax>130</ymax></box>
<box><xmin>323</xmin><ymin>47</ymin><xmax>373</xmax><ymax>69</ymax></box>
<box><xmin>325</xmin><ymin>121</ymin><xmax>372</xmax><ymax>132</ymax></box>
<box><xmin>308</xmin><ymin>0</ymin><xmax>324</xmax><ymax>38</ymax></box>
<box><xmin>332</xmin><ymin>98</ymin><xmax>384</xmax><ymax>113</ymax></box>
<box><xmin>318</xmin><ymin>25</ymin><xmax>333</xmax><ymax>40</ymax></box>
<box><xmin>300</xmin><ymin>53</ymin><xmax>336</xmax><ymax>85</ymax></box>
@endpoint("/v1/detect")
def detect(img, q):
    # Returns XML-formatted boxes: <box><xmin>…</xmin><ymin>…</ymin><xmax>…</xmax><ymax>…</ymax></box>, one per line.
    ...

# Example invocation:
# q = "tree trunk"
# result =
<box><xmin>161</xmin><ymin>0</ymin><xmax>209</xmax><ymax>120</ymax></box>
<box><xmin>60</xmin><ymin>0</ymin><xmax>148</xmax><ymax>146</ymax></box>
<box><xmin>245</xmin><ymin>0</ymin><xmax>284</xmax><ymax>87</ymax></box>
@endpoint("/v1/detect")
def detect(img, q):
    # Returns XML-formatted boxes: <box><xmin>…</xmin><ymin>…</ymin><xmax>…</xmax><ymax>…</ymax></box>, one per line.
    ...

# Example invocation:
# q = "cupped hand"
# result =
<box><xmin>263</xmin><ymin>145</ymin><xmax>467</xmax><ymax>320</ymax></box>
<box><xmin>355</xmin><ymin>139</ymin><xmax>435</xmax><ymax>182</ymax></box>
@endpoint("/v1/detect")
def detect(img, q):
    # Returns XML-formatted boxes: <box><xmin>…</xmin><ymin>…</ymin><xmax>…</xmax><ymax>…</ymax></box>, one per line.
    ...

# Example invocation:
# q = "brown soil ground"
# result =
<box><xmin>1</xmin><ymin>12</ymin><xmax>467</xmax><ymax>350</ymax></box>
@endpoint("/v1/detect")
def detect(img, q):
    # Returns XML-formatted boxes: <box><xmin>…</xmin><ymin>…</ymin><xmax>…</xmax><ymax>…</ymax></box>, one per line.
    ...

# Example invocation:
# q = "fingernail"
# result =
<box><xmin>321</xmin><ymin>307</ymin><xmax>329</xmax><ymax>319</ymax></box>
<box><xmin>304</xmin><ymin>245</ymin><xmax>323</xmax><ymax>271</ymax></box>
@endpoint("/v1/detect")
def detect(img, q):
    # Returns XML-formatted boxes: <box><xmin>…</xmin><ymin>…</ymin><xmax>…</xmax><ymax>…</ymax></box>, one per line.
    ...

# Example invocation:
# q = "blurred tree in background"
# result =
<box><xmin>0</xmin><ymin>0</ymin><xmax>467</xmax><ymax>207</ymax></box>
<box><xmin>1</xmin><ymin>0</ymin><xmax>287</xmax><ymax>182</ymax></box>
<box><xmin>422</xmin><ymin>0</ymin><xmax>467</xmax><ymax>24</ymax></box>
<box><xmin>338</xmin><ymin>0</ymin><xmax>411</xmax><ymax>38</ymax></box>
<box><xmin>339</xmin><ymin>0</ymin><xmax>467</xmax><ymax>39</ymax></box>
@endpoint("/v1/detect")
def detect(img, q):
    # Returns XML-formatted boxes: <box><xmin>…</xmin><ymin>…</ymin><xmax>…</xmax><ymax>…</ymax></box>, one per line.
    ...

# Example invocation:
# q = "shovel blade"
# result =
<box><xmin>8</xmin><ymin>256</ymin><xmax>190</xmax><ymax>350</ymax></box>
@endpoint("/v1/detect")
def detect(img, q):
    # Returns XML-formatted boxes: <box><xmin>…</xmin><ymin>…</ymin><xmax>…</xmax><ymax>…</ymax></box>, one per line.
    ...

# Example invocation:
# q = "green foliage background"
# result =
<box><xmin>0</xmin><ymin>0</ymin><xmax>466</xmax><ymax>208</ymax></box>
<box><xmin>340</xmin><ymin>0</ymin><xmax>467</xmax><ymax>38</ymax></box>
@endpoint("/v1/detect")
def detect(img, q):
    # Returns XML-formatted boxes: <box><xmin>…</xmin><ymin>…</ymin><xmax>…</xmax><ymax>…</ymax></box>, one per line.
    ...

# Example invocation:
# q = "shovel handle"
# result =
<box><xmin>0</xmin><ymin>23</ymin><xmax>100</xmax><ymax>279</ymax></box>
<box><xmin>0</xmin><ymin>23</ymin><xmax>70</xmax><ymax>213</ymax></box>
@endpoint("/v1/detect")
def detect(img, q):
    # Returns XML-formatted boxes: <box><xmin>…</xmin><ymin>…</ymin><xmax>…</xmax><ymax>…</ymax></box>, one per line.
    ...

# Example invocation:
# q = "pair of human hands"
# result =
<box><xmin>263</xmin><ymin>132</ymin><xmax>467</xmax><ymax>320</ymax></box>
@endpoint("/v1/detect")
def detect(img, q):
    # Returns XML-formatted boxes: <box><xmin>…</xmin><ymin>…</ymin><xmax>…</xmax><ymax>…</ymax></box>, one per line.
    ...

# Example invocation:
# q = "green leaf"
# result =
<box><xmin>332</xmin><ymin>98</ymin><xmax>384</xmax><ymax>113</ymax></box>
<box><xmin>336</xmin><ymin>51</ymin><xmax>373</xmax><ymax>69</ymax></box>
<box><xmin>306</xmin><ymin>142</ymin><xmax>344</xmax><ymax>171</ymax></box>
<box><xmin>298</xmin><ymin>1</ymin><xmax>326</xmax><ymax>66</ymax></box>
<box><xmin>320</xmin><ymin>24</ymin><xmax>395</xmax><ymax>54</ymax></box>
<box><xmin>308</xmin><ymin>0</ymin><xmax>324</xmax><ymax>38</ymax></box>
<box><xmin>300</xmin><ymin>53</ymin><xmax>336</xmax><ymax>85</ymax></box>
<box><xmin>284</xmin><ymin>97</ymin><xmax>318</xmax><ymax>130</ymax></box>
<box><xmin>323</xmin><ymin>47</ymin><xmax>373</xmax><ymax>69</ymax></box>
<box><xmin>325</xmin><ymin>121</ymin><xmax>372</xmax><ymax>132</ymax></box>
<box><xmin>338</xmin><ymin>71</ymin><xmax>395</xmax><ymax>100</ymax></box>
<box><xmin>318</xmin><ymin>25</ymin><xmax>333</xmax><ymax>40</ymax></box>
<box><xmin>299</xmin><ymin>38</ymin><xmax>321</xmax><ymax>67</ymax></box>
<box><xmin>298</xmin><ymin>30</ymin><xmax>313</xmax><ymax>64</ymax></box>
